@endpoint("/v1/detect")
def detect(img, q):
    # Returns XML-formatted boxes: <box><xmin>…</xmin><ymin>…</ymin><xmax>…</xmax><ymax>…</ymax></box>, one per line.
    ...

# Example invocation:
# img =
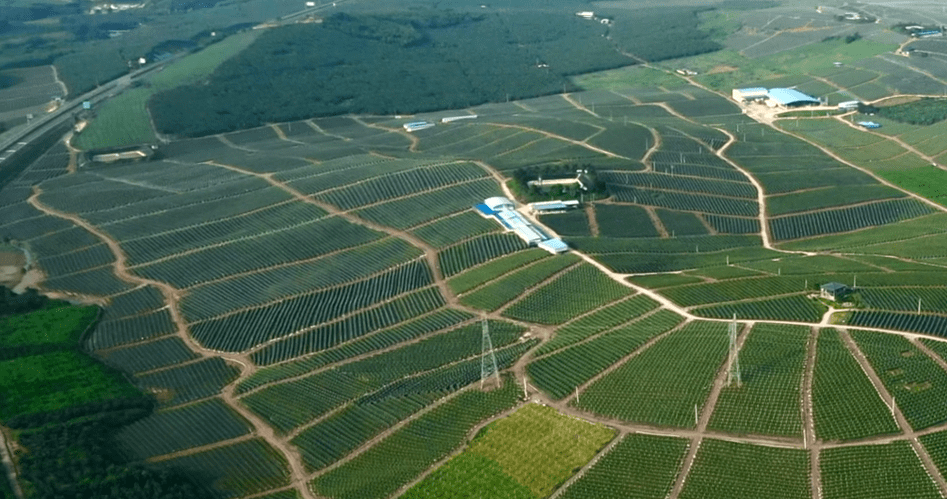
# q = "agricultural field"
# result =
<box><xmin>402</xmin><ymin>404</ymin><xmax>614</xmax><ymax>499</ymax></box>
<box><xmin>10</xmin><ymin>8</ymin><xmax>947</xmax><ymax>494</ymax></box>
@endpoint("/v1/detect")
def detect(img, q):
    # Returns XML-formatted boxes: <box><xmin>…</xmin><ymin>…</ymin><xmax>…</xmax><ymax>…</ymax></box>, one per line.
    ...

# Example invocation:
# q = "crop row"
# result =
<box><xmin>657</xmin><ymin>209</ymin><xmax>709</xmax><ymax>236</ymax></box>
<box><xmin>447</xmin><ymin>249</ymin><xmax>549</xmax><ymax>294</ymax></box>
<box><xmin>460</xmin><ymin>255</ymin><xmax>580</xmax><ymax>311</ymax></box>
<box><xmin>770</xmin><ymin>199</ymin><xmax>934</xmax><ymax>241</ymax></box>
<box><xmin>155</xmin><ymin>438</ymin><xmax>290</xmax><ymax>498</ymax></box>
<box><xmin>849</xmin><ymin>311</ymin><xmax>947</xmax><ymax>339</ymax></box>
<box><xmin>133</xmin><ymin>216</ymin><xmax>382</xmax><ymax>288</ymax></box>
<box><xmin>311</xmin><ymin>376</ymin><xmax>521</xmax><ymax>499</ymax></box>
<box><xmin>529</xmin><ymin>310</ymin><xmax>685</xmax><ymax>399</ymax></box>
<box><xmin>439</xmin><ymin>233</ymin><xmax>530</xmax><ymax>277</ymax></box>
<box><xmin>189</xmin><ymin>260</ymin><xmax>434</xmax><ymax>352</ymax></box>
<box><xmin>662</xmin><ymin>276</ymin><xmax>811</xmax><ymax>307</ymax></box>
<box><xmin>99</xmin><ymin>336</ymin><xmax>198</xmax><ymax>375</ymax></box>
<box><xmin>86</xmin><ymin>308</ymin><xmax>176</xmax><ymax>351</ymax></box>
<box><xmin>237</xmin><ymin>309</ymin><xmax>472</xmax><ymax>394</ymax></box>
<box><xmin>704</xmin><ymin>214</ymin><xmax>760</xmax><ymax>234</ymax></box>
<box><xmin>594</xmin><ymin>204</ymin><xmax>659</xmax><ymax>238</ymax></box>
<box><xmin>504</xmin><ymin>263</ymin><xmax>633</xmax><ymax>324</ymax></box>
<box><xmin>858</xmin><ymin>288</ymin><xmax>947</xmax><ymax>314</ymax></box>
<box><xmin>180</xmin><ymin>238</ymin><xmax>420</xmax><ymax>320</ymax></box>
<box><xmin>119</xmin><ymin>202</ymin><xmax>328</xmax><ymax>267</ymax></box>
<box><xmin>600</xmin><ymin>171</ymin><xmax>756</xmax><ymax>199</ymax></box>
<box><xmin>242</xmin><ymin>321</ymin><xmax>525</xmax><ymax>433</ymax></box>
<box><xmin>282</xmin><ymin>156</ymin><xmax>428</xmax><ymax>188</ymax></box>
<box><xmin>693</xmin><ymin>295</ymin><xmax>825</xmax><ymax>323</ymax></box>
<box><xmin>821</xmin><ymin>442</ymin><xmax>940</xmax><ymax>499</ymax></box>
<box><xmin>570</xmin><ymin>234</ymin><xmax>759</xmax><ymax>255</ymax></box>
<box><xmin>680</xmin><ymin>440</ymin><xmax>810</xmax><ymax>499</ymax></box>
<box><xmin>535</xmin><ymin>294</ymin><xmax>659</xmax><ymax>356</ymax></box>
<box><xmin>410</xmin><ymin>211</ymin><xmax>499</xmax><ymax>248</ymax></box>
<box><xmin>852</xmin><ymin>330</ymin><xmax>947</xmax><ymax>431</ymax></box>
<box><xmin>42</xmin><ymin>266</ymin><xmax>132</xmax><ymax>297</ymax></box>
<box><xmin>610</xmin><ymin>185</ymin><xmax>759</xmax><ymax>217</ymax></box>
<box><xmin>250</xmin><ymin>287</ymin><xmax>446</xmax><ymax>365</ymax></box>
<box><xmin>559</xmin><ymin>433</ymin><xmax>688</xmax><ymax>499</ymax></box>
<box><xmin>708</xmin><ymin>324</ymin><xmax>807</xmax><ymax>437</ymax></box>
<box><xmin>101</xmin><ymin>285</ymin><xmax>166</xmax><ymax>322</ymax></box>
<box><xmin>291</xmin><ymin>341</ymin><xmax>535</xmax><ymax>472</ymax></box>
<box><xmin>94</xmin><ymin>181</ymin><xmax>286</xmax><ymax>238</ymax></box>
<box><xmin>576</xmin><ymin>321</ymin><xmax>729</xmax><ymax>428</ymax></box>
<box><xmin>314</xmin><ymin>162</ymin><xmax>487</xmax><ymax>210</ymax></box>
<box><xmin>650</xmin><ymin>162</ymin><xmax>746</xmax><ymax>182</ymax></box>
<box><xmin>541</xmin><ymin>210</ymin><xmax>592</xmax><ymax>237</ymax></box>
<box><xmin>136</xmin><ymin>357</ymin><xmax>240</xmax><ymax>407</ymax></box>
<box><xmin>355</xmin><ymin>179</ymin><xmax>502</xmax><ymax>229</ymax></box>
<box><xmin>116</xmin><ymin>398</ymin><xmax>252</xmax><ymax>460</ymax></box>
<box><xmin>37</xmin><ymin>243</ymin><xmax>114</xmax><ymax>279</ymax></box>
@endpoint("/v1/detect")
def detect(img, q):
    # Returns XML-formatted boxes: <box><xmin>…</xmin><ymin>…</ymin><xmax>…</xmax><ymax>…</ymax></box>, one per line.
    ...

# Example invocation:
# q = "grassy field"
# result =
<box><xmin>73</xmin><ymin>30</ymin><xmax>260</xmax><ymax>150</ymax></box>
<box><xmin>403</xmin><ymin>403</ymin><xmax>615</xmax><ymax>498</ymax></box>
<box><xmin>0</xmin><ymin>305</ymin><xmax>97</xmax><ymax>350</ymax></box>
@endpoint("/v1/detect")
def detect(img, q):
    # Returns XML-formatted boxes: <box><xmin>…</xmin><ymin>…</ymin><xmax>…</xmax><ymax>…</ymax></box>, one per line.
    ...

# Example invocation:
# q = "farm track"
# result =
<box><xmin>148</xmin><ymin>433</ymin><xmax>255</xmax><ymax>463</ymax></box>
<box><xmin>839</xmin><ymin>329</ymin><xmax>947</xmax><ymax>497</ymax></box>
<box><xmin>575</xmin><ymin>206</ymin><xmax>598</xmax><ymax>240</ymax></box>
<box><xmin>0</xmin><ymin>426</ymin><xmax>23</xmax><ymax>499</ymax></box>
<box><xmin>493</xmin><ymin>261</ymin><xmax>582</xmax><ymax>315</ymax></box>
<box><xmin>26</xmin><ymin>187</ymin><xmax>322</xmax><ymax>499</ymax></box>
<box><xmin>803</xmin><ymin>327</ymin><xmax>821</xmax><ymax>499</ymax></box>
<box><xmin>644</xmin><ymin>206</ymin><xmax>670</xmax><ymax>238</ymax></box>
<box><xmin>455</xmin><ymin>254</ymin><xmax>559</xmax><ymax>298</ymax></box>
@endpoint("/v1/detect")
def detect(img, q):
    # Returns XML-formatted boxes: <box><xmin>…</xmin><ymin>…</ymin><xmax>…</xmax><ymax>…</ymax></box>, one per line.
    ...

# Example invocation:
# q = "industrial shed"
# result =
<box><xmin>765</xmin><ymin>88</ymin><xmax>820</xmax><ymax>108</ymax></box>
<box><xmin>732</xmin><ymin>87</ymin><xmax>769</xmax><ymax>102</ymax></box>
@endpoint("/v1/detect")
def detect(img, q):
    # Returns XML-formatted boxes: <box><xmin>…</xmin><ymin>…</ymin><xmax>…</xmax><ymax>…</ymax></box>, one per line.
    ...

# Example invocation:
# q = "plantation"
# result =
<box><xmin>403</xmin><ymin>404</ymin><xmax>614</xmax><ymax>498</ymax></box>
<box><xmin>680</xmin><ymin>440</ymin><xmax>810</xmax><ymax>499</ymax></box>
<box><xmin>812</xmin><ymin>329</ymin><xmax>900</xmax><ymax>441</ymax></box>
<box><xmin>708</xmin><ymin>324</ymin><xmax>808</xmax><ymax>437</ymax></box>
<box><xmin>503</xmin><ymin>263</ymin><xmax>633</xmax><ymax>324</ymax></box>
<box><xmin>851</xmin><ymin>331</ymin><xmax>947</xmax><ymax>431</ymax></box>
<box><xmin>821</xmin><ymin>442</ymin><xmax>940</xmax><ymax>499</ymax></box>
<box><xmin>559</xmin><ymin>433</ymin><xmax>689</xmax><ymax>499</ymax></box>
<box><xmin>459</xmin><ymin>254</ymin><xmax>580</xmax><ymax>311</ymax></box>
<box><xmin>576</xmin><ymin>321</ymin><xmax>729</xmax><ymax>428</ymax></box>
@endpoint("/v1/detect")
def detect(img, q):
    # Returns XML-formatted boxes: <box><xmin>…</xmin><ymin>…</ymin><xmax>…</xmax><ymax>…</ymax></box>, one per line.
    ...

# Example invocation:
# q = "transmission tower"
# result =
<box><xmin>727</xmin><ymin>314</ymin><xmax>742</xmax><ymax>387</ymax></box>
<box><xmin>481</xmin><ymin>319</ymin><xmax>500</xmax><ymax>389</ymax></box>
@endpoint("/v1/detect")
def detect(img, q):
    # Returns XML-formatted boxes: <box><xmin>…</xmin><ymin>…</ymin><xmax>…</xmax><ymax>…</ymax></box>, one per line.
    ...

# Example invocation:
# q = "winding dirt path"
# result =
<box><xmin>0</xmin><ymin>427</ymin><xmax>23</xmax><ymax>499</ymax></box>
<box><xmin>832</xmin><ymin>113</ymin><xmax>946</xmax><ymax>171</ymax></box>
<box><xmin>803</xmin><ymin>327</ymin><xmax>821</xmax><ymax>499</ymax></box>
<box><xmin>27</xmin><ymin>187</ymin><xmax>321</xmax><ymax>499</ymax></box>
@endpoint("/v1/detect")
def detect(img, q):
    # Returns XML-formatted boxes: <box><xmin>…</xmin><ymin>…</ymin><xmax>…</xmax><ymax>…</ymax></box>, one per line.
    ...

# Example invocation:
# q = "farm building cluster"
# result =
<box><xmin>731</xmin><ymin>87</ymin><xmax>821</xmax><ymax>108</ymax></box>
<box><xmin>475</xmin><ymin>197</ymin><xmax>569</xmax><ymax>254</ymax></box>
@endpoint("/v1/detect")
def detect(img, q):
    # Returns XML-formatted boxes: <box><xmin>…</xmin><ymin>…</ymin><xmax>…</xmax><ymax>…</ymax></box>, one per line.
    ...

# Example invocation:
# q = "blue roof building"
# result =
<box><xmin>766</xmin><ymin>88</ymin><xmax>820</xmax><ymax>107</ymax></box>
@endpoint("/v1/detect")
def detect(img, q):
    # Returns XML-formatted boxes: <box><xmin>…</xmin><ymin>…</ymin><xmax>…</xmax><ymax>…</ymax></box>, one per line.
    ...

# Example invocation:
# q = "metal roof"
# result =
<box><xmin>821</xmin><ymin>282</ymin><xmax>848</xmax><ymax>292</ymax></box>
<box><xmin>767</xmin><ymin>88</ymin><xmax>820</xmax><ymax>106</ymax></box>
<box><xmin>737</xmin><ymin>87</ymin><xmax>768</xmax><ymax>94</ymax></box>
<box><xmin>538</xmin><ymin>238</ymin><xmax>569</xmax><ymax>253</ymax></box>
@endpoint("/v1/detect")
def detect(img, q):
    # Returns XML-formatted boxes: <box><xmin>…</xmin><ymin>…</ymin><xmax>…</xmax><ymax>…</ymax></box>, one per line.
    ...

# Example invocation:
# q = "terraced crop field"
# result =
<box><xmin>7</xmin><ymin>68</ymin><xmax>947</xmax><ymax>499</ymax></box>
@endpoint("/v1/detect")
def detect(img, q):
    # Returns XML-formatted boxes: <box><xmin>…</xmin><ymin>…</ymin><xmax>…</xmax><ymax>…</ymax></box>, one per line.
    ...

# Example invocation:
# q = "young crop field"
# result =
<box><xmin>503</xmin><ymin>263</ymin><xmax>633</xmax><ymax>324</ymax></box>
<box><xmin>439</xmin><ymin>233</ymin><xmax>531</xmax><ymax>277</ymax></box>
<box><xmin>769</xmin><ymin>199</ymin><xmax>935</xmax><ymax>241</ymax></box>
<box><xmin>558</xmin><ymin>433</ymin><xmax>689</xmax><ymax>499</ymax></box>
<box><xmin>576</xmin><ymin>321</ymin><xmax>729</xmax><ymax>428</ymax></box>
<box><xmin>541</xmin><ymin>210</ymin><xmax>592</xmax><ymax>236</ymax></box>
<box><xmin>594</xmin><ymin>204</ymin><xmax>659</xmax><ymax>238</ymax></box>
<box><xmin>679</xmin><ymin>439</ymin><xmax>810</xmax><ymax>499</ymax></box>
<box><xmin>812</xmin><ymin>329</ymin><xmax>900</xmax><ymax>441</ymax></box>
<box><xmin>529</xmin><ymin>310</ymin><xmax>685</xmax><ymax>399</ymax></box>
<box><xmin>920</xmin><ymin>430</ymin><xmax>947</xmax><ymax>483</ymax></box>
<box><xmin>821</xmin><ymin>442</ymin><xmax>940</xmax><ymax>499</ymax></box>
<box><xmin>156</xmin><ymin>438</ymin><xmax>291</xmax><ymax>498</ymax></box>
<box><xmin>848</xmin><ymin>311</ymin><xmax>947</xmax><ymax>339</ymax></box>
<box><xmin>402</xmin><ymin>404</ymin><xmax>614</xmax><ymax>499</ymax></box>
<box><xmin>693</xmin><ymin>295</ymin><xmax>825</xmax><ymax>323</ymax></box>
<box><xmin>708</xmin><ymin>324</ymin><xmax>808</xmax><ymax>437</ymax></box>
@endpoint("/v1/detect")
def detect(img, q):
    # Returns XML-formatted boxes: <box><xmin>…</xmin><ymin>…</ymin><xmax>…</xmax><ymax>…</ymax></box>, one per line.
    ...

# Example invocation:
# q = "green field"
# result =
<box><xmin>680</xmin><ymin>440</ymin><xmax>810</xmax><ymax>499</ymax></box>
<box><xmin>821</xmin><ymin>442</ymin><xmax>940</xmax><ymax>499</ymax></box>
<box><xmin>403</xmin><ymin>403</ymin><xmax>614</xmax><ymax>498</ymax></box>
<box><xmin>708</xmin><ymin>323</ymin><xmax>808</xmax><ymax>437</ymax></box>
<box><xmin>0</xmin><ymin>305</ymin><xmax>97</xmax><ymax>351</ymax></box>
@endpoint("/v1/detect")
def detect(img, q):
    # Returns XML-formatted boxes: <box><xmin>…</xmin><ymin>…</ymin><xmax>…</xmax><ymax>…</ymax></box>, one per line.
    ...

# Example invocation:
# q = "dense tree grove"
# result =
<box><xmin>878</xmin><ymin>98</ymin><xmax>947</xmax><ymax>125</ymax></box>
<box><xmin>0</xmin><ymin>286</ymin><xmax>213</xmax><ymax>499</ymax></box>
<box><xmin>509</xmin><ymin>163</ymin><xmax>606</xmax><ymax>202</ymax></box>
<box><xmin>150</xmin><ymin>6</ymin><xmax>722</xmax><ymax>137</ymax></box>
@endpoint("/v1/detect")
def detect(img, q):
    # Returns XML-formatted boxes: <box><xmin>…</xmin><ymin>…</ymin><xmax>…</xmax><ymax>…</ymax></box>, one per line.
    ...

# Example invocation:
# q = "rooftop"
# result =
<box><xmin>767</xmin><ymin>88</ymin><xmax>820</xmax><ymax>106</ymax></box>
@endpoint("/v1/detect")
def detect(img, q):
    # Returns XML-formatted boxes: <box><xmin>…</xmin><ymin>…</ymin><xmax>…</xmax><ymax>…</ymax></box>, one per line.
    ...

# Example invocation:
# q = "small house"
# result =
<box><xmin>820</xmin><ymin>282</ymin><xmax>849</xmax><ymax>301</ymax></box>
